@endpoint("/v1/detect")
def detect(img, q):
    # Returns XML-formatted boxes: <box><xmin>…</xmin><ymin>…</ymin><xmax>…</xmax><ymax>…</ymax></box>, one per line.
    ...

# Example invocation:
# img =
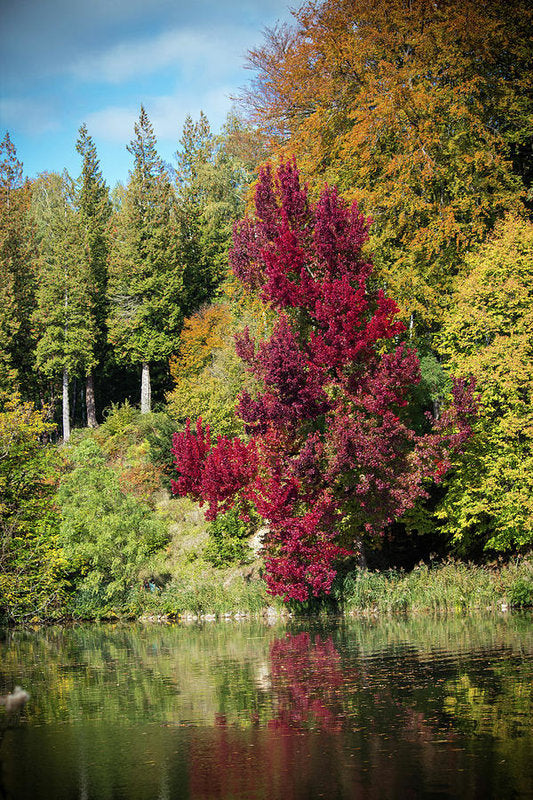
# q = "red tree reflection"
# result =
<box><xmin>189</xmin><ymin>632</ymin><xmax>349</xmax><ymax>799</ymax></box>
<box><xmin>268</xmin><ymin>632</ymin><xmax>346</xmax><ymax>732</ymax></box>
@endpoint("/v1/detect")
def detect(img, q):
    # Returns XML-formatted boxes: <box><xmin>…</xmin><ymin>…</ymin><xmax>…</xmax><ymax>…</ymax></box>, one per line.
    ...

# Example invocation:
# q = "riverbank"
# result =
<box><xmin>42</xmin><ymin>557</ymin><xmax>532</xmax><ymax>625</ymax></box>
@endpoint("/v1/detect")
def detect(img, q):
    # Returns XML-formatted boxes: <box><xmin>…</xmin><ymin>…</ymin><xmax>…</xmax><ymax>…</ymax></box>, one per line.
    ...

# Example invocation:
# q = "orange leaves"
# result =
<box><xmin>242</xmin><ymin>0</ymin><xmax>532</xmax><ymax>325</ymax></box>
<box><xmin>169</xmin><ymin>304</ymin><xmax>230</xmax><ymax>387</ymax></box>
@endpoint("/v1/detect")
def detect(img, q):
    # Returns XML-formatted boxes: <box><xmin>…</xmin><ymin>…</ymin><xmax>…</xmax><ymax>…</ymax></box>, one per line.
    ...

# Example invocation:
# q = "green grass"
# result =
<box><xmin>340</xmin><ymin>558</ymin><xmax>533</xmax><ymax>614</ymax></box>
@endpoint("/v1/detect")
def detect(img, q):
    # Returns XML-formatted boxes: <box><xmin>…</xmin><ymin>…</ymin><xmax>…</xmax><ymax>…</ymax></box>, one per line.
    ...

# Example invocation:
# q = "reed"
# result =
<box><xmin>340</xmin><ymin>558</ymin><xmax>532</xmax><ymax>614</ymax></box>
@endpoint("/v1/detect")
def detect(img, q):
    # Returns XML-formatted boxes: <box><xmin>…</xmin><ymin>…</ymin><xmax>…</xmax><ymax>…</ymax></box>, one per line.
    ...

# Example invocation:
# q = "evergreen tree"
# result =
<box><xmin>175</xmin><ymin>111</ymin><xmax>259</xmax><ymax>316</ymax></box>
<box><xmin>75</xmin><ymin>124</ymin><xmax>111</xmax><ymax>427</ymax></box>
<box><xmin>107</xmin><ymin>106</ymin><xmax>182</xmax><ymax>413</ymax></box>
<box><xmin>31</xmin><ymin>172</ymin><xmax>96</xmax><ymax>441</ymax></box>
<box><xmin>0</xmin><ymin>134</ymin><xmax>37</xmax><ymax>397</ymax></box>
<box><xmin>175</xmin><ymin>112</ymin><xmax>219</xmax><ymax>314</ymax></box>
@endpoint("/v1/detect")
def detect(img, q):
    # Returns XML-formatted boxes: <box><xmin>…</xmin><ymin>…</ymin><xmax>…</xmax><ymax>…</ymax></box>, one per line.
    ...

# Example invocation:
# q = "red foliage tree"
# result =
<box><xmin>171</xmin><ymin>161</ymin><xmax>475</xmax><ymax>601</ymax></box>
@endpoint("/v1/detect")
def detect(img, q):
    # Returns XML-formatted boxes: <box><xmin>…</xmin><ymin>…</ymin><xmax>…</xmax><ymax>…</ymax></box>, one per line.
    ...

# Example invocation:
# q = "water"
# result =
<box><xmin>0</xmin><ymin>614</ymin><xmax>532</xmax><ymax>799</ymax></box>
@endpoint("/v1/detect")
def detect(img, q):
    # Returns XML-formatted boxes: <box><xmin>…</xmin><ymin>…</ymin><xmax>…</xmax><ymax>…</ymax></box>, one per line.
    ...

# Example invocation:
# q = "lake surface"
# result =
<box><xmin>0</xmin><ymin>614</ymin><xmax>532</xmax><ymax>800</ymax></box>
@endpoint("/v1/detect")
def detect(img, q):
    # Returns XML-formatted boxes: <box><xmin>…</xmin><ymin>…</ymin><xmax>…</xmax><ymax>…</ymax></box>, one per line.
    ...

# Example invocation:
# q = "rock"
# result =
<box><xmin>249</xmin><ymin>527</ymin><xmax>268</xmax><ymax>557</ymax></box>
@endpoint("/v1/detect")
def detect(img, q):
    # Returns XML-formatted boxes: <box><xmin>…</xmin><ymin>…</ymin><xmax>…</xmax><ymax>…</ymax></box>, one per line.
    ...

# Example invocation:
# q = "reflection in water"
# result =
<box><xmin>0</xmin><ymin>615</ymin><xmax>532</xmax><ymax>799</ymax></box>
<box><xmin>268</xmin><ymin>632</ymin><xmax>345</xmax><ymax>731</ymax></box>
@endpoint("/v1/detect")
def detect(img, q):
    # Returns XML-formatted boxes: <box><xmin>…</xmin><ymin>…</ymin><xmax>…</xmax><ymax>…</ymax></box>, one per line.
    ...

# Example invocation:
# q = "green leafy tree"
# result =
<box><xmin>75</xmin><ymin>124</ymin><xmax>112</xmax><ymax>427</ymax></box>
<box><xmin>31</xmin><ymin>172</ymin><xmax>96</xmax><ymax>441</ymax></box>
<box><xmin>0</xmin><ymin>392</ymin><xmax>66</xmax><ymax>622</ymax></box>
<box><xmin>108</xmin><ymin>106</ymin><xmax>182</xmax><ymax>413</ymax></box>
<box><xmin>58</xmin><ymin>438</ymin><xmax>168</xmax><ymax>606</ymax></box>
<box><xmin>437</xmin><ymin>215</ymin><xmax>533</xmax><ymax>553</ymax></box>
<box><xmin>0</xmin><ymin>134</ymin><xmax>37</xmax><ymax>397</ymax></box>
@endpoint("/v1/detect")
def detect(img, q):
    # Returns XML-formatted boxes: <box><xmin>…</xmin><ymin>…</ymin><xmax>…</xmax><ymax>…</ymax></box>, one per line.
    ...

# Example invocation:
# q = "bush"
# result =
<box><xmin>204</xmin><ymin>506</ymin><xmax>254</xmax><ymax>567</ymax></box>
<box><xmin>508</xmin><ymin>577</ymin><xmax>533</xmax><ymax>608</ymax></box>
<box><xmin>0</xmin><ymin>392</ymin><xmax>67</xmax><ymax>623</ymax></box>
<box><xmin>58</xmin><ymin>439</ymin><xmax>169</xmax><ymax>607</ymax></box>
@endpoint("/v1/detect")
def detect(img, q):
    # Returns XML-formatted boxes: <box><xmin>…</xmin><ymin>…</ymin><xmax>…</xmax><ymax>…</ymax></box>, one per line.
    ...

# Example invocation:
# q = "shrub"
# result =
<box><xmin>58</xmin><ymin>439</ymin><xmax>169</xmax><ymax>606</ymax></box>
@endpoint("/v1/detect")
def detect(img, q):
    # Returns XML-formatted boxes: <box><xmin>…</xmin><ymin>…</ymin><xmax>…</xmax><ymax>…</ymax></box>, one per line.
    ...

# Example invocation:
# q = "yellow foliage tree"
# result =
<box><xmin>243</xmin><ymin>0</ymin><xmax>532</xmax><ymax>326</ymax></box>
<box><xmin>167</xmin><ymin>288</ymin><xmax>273</xmax><ymax>438</ymax></box>
<box><xmin>436</xmin><ymin>215</ymin><xmax>533</xmax><ymax>552</ymax></box>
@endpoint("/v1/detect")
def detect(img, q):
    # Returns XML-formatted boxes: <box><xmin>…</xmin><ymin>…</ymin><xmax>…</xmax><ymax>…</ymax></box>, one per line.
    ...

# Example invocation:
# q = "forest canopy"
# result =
<box><xmin>0</xmin><ymin>0</ymin><xmax>532</xmax><ymax>619</ymax></box>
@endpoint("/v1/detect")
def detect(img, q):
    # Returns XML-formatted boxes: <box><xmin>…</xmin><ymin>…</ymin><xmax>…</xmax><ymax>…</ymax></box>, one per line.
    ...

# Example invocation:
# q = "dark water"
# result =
<box><xmin>0</xmin><ymin>614</ymin><xmax>532</xmax><ymax>800</ymax></box>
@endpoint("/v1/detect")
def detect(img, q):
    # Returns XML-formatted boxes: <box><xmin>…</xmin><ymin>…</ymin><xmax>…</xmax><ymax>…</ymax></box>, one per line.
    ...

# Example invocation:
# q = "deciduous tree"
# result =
<box><xmin>436</xmin><ymin>214</ymin><xmax>533</xmax><ymax>553</ymax></box>
<box><xmin>172</xmin><ymin>162</ymin><xmax>475</xmax><ymax>601</ymax></box>
<box><xmin>242</xmin><ymin>0</ymin><xmax>532</xmax><ymax>327</ymax></box>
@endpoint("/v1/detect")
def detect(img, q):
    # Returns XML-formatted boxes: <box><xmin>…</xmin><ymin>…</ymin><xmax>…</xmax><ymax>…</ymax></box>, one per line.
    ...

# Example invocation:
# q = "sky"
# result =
<box><xmin>0</xmin><ymin>0</ymin><xmax>295</xmax><ymax>187</ymax></box>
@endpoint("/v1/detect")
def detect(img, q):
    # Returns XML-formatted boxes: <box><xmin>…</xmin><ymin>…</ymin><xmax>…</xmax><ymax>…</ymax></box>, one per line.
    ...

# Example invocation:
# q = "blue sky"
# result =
<box><xmin>0</xmin><ymin>0</ymin><xmax>295</xmax><ymax>187</ymax></box>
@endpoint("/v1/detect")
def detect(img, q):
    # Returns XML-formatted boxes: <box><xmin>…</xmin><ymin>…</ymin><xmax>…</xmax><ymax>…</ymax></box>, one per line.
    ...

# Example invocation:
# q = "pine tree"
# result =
<box><xmin>107</xmin><ymin>106</ymin><xmax>182</xmax><ymax>413</ymax></box>
<box><xmin>75</xmin><ymin>125</ymin><xmax>111</xmax><ymax>426</ymax></box>
<box><xmin>0</xmin><ymin>134</ymin><xmax>37</xmax><ymax>397</ymax></box>
<box><xmin>175</xmin><ymin>112</ymin><xmax>259</xmax><ymax>316</ymax></box>
<box><xmin>32</xmin><ymin>172</ymin><xmax>96</xmax><ymax>441</ymax></box>
<box><xmin>175</xmin><ymin>112</ymin><xmax>219</xmax><ymax>314</ymax></box>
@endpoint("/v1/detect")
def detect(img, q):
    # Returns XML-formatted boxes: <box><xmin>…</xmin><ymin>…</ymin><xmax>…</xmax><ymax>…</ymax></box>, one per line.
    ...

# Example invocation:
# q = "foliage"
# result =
<box><xmin>204</xmin><ymin>506</ymin><xmax>255</xmax><ymax>567</ymax></box>
<box><xmin>167</xmin><ymin>282</ymin><xmax>275</xmax><ymax>438</ymax></box>
<box><xmin>175</xmin><ymin>112</ymin><xmax>262</xmax><ymax>317</ymax></box>
<box><xmin>0</xmin><ymin>134</ymin><xmax>37</xmax><ymax>397</ymax></box>
<box><xmin>0</xmin><ymin>392</ymin><xmax>67</xmax><ymax>623</ymax></box>
<box><xmin>436</xmin><ymin>215</ymin><xmax>533</xmax><ymax>553</ymax></box>
<box><xmin>242</xmin><ymin>0</ymin><xmax>532</xmax><ymax>326</ymax></box>
<box><xmin>172</xmin><ymin>162</ymin><xmax>476</xmax><ymax>602</ymax></box>
<box><xmin>75</xmin><ymin>124</ymin><xmax>112</xmax><ymax>423</ymax></box>
<box><xmin>81</xmin><ymin>401</ymin><xmax>176</xmax><ymax>493</ymax></box>
<box><xmin>107</xmin><ymin>107</ymin><xmax>182</xmax><ymax>381</ymax></box>
<box><xmin>167</xmin><ymin>302</ymin><xmax>244</xmax><ymax>437</ymax></box>
<box><xmin>31</xmin><ymin>171</ymin><xmax>97</xmax><ymax>381</ymax></box>
<box><xmin>58</xmin><ymin>438</ymin><xmax>169</xmax><ymax>603</ymax></box>
<box><xmin>340</xmin><ymin>558</ymin><xmax>533</xmax><ymax>613</ymax></box>
<box><xmin>169</xmin><ymin>303</ymin><xmax>231</xmax><ymax>384</ymax></box>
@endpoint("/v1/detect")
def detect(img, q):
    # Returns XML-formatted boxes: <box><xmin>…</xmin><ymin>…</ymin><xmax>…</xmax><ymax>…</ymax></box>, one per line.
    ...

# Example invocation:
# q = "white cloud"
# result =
<box><xmin>70</xmin><ymin>25</ymin><xmax>251</xmax><ymax>85</ymax></box>
<box><xmin>0</xmin><ymin>97</ymin><xmax>60</xmax><ymax>135</ymax></box>
<box><xmin>83</xmin><ymin>106</ymin><xmax>139</xmax><ymax>143</ymax></box>
<box><xmin>84</xmin><ymin>83</ymin><xmax>236</xmax><ymax>145</ymax></box>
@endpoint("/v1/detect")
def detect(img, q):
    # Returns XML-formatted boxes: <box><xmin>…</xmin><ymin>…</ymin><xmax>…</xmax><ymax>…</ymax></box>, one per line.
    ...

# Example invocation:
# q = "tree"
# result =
<box><xmin>108</xmin><ymin>106</ymin><xmax>182</xmax><ymax>413</ymax></box>
<box><xmin>31</xmin><ymin>172</ymin><xmax>96</xmax><ymax>441</ymax></box>
<box><xmin>171</xmin><ymin>162</ymin><xmax>475</xmax><ymax>601</ymax></box>
<box><xmin>242</xmin><ymin>0</ymin><xmax>532</xmax><ymax>327</ymax></box>
<box><xmin>436</xmin><ymin>214</ymin><xmax>533</xmax><ymax>554</ymax></box>
<box><xmin>58</xmin><ymin>438</ymin><xmax>168</xmax><ymax>604</ymax></box>
<box><xmin>175</xmin><ymin>113</ymin><xmax>219</xmax><ymax>314</ymax></box>
<box><xmin>0</xmin><ymin>391</ymin><xmax>66</xmax><ymax>622</ymax></box>
<box><xmin>174</xmin><ymin>112</ymin><xmax>257</xmax><ymax>317</ymax></box>
<box><xmin>75</xmin><ymin>124</ymin><xmax>112</xmax><ymax>427</ymax></box>
<box><xmin>0</xmin><ymin>134</ymin><xmax>37</xmax><ymax>397</ymax></box>
<box><xmin>166</xmin><ymin>291</ymin><xmax>272</xmax><ymax>439</ymax></box>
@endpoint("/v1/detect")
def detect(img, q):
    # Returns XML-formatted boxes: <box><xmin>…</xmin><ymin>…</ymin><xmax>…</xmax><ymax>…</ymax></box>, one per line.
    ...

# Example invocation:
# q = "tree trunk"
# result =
<box><xmin>140</xmin><ymin>361</ymin><xmax>151</xmax><ymax>414</ymax></box>
<box><xmin>86</xmin><ymin>372</ymin><xmax>98</xmax><ymax>428</ymax></box>
<box><xmin>357</xmin><ymin>536</ymin><xmax>367</xmax><ymax>569</ymax></box>
<box><xmin>62</xmin><ymin>367</ymin><xmax>71</xmax><ymax>442</ymax></box>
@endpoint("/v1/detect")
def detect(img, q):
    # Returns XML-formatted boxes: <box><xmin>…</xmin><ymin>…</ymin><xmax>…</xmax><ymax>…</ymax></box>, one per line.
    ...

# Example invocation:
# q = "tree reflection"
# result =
<box><xmin>1</xmin><ymin>619</ymin><xmax>532</xmax><ymax>799</ymax></box>
<box><xmin>267</xmin><ymin>632</ymin><xmax>346</xmax><ymax>732</ymax></box>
